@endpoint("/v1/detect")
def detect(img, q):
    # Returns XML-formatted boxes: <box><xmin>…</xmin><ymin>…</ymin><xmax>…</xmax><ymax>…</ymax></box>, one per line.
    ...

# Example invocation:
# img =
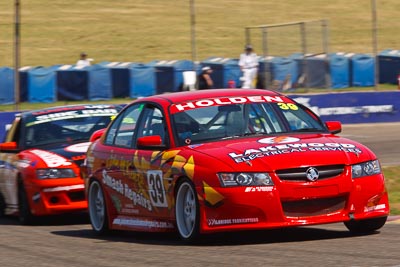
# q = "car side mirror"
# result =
<box><xmin>325</xmin><ymin>121</ymin><xmax>342</xmax><ymax>134</ymax></box>
<box><xmin>90</xmin><ymin>129</ymin><xmax>106</xmax><ymax>142</ymax></box>
<box><xmin>137</xmin><ymin>135</ymin><xmax>166</xmax><ymax>150</ymax></box>
<box><xmin>0</xmin><ymin>141</ymin><xmax>18</xmax><ymax>152</ymax></box>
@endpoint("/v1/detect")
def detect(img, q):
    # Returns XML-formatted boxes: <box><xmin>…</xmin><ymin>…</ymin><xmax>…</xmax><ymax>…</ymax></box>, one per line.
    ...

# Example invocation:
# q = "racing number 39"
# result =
<box><xmin>147</xmin><ymin>170</ymin><xmax>168</xmax><ymax>208</ymax></box>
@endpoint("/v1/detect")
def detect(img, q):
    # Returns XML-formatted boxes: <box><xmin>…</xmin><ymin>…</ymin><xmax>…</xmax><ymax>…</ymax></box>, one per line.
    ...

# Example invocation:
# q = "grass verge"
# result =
<box><xmin>383</xmin><ymin>166</ymin><xmax>400</xmax><ymax>215</ymax></box>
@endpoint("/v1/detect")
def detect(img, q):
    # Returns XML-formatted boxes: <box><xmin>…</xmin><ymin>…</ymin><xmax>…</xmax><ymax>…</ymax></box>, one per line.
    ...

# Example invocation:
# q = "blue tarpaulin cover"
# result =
<box><xmin>109</xmin><ymin>63</ymin><xmax>131</xmax><ymax>98</ymax></box>
<box><xmin>0</xmin><ymin>67</ymin><xmax>14</xmax><ymax>104</ymax></box>
<box><xmin>130</xmin><ymin>63</ymin><xmax>156</xmax><ymax>97</ymax></box>
<box><xmin>378</xmin><ymin>49</ymin><xmax>400</xmax><ymax>84</ymax></box>
<box><xmin>351</xmin><ymin>54</ymin><xmax>375</xmax><ymax>86</ymax></box>
<box><xmin>155</xmin><ymin>60</ymin><xmax>194</xmax><ymax>93</ymax></box>
<box><xmin>88</xmin><ymin>64</ymin><xmax>112</xmax><ymax>100</ymax></box>
<box><xmin>28</xmin><ymin>66</ymin><xmax>58</xmax><ymax>103</ymax></box>
<box><xmin>57</xmin><ymin>66</ymin><xmax>88</xmax><ymax>100</ymax></box>
<box><xmin>270</xmin><ymin>57</ymin><xmax>299</xmax><ymax>85</ymax></box>
<box><xmin>201</xmin><ymin>58</ymin><xmax>241</xmax><ymax>88</ymax></box>
<box><xmin>329</xmin><ymin>54</ymin><xmax>350</xmax><ymax>89</ymax></box>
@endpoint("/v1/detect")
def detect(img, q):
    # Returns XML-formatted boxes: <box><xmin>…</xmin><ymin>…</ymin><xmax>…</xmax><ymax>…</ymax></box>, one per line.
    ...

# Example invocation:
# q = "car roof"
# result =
<box><xmin>136</xmin><ymin>89</ymin><xmax>284</xmax><ymax>104</ymax></box>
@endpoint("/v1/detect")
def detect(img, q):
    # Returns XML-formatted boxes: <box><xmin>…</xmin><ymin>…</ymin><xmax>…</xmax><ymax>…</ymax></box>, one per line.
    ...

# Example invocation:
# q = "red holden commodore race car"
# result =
<box><xmin>0</xmin><ymin>104</ymin><xmax>122</xmax><ymax>224</ymax></box>
<box><xmin>83</xmin><ymin>89</ymin><xmax>389</xmax><ymax>242</ymax></box>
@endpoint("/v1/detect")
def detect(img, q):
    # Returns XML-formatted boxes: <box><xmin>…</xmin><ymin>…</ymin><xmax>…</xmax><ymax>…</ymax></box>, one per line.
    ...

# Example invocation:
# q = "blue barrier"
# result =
<box><xmin>378</xmin><ymin>49</ymin><xmax>400</xmax><ymax>84</ymax></box>
<box><xmin>289</xmin><ymin>91</ymin><xmax>400</xmax><ymax>124</ymax></box>
<box><xmin>0</xmin><ymin>50</ymin><xmax>399</xmax><ymax>104</ymax></box>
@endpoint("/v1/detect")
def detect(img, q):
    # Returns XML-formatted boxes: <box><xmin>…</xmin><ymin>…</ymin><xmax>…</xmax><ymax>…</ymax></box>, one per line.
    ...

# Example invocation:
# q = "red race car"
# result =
<box><xmin>0</xmin><ymin>104</ymin><xmax>122</xmax><ymax>224</ymax></box>
<box><xmin>83</xmin><ymin>89</ymin><xmax>389</xmax><ymax>242</ymax></box>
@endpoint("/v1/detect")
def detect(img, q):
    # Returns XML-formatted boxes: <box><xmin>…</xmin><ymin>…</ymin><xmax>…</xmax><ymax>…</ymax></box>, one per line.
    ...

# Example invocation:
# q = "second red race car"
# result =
<box><xmin>0</xmin><ymin>104</ymin><xmax>122</xmax><ymax>224</ymax></box>
<box><xmin>83</xmin><ymin>89</ymin><xmax>389</xmax><ymax>242</ymax></box>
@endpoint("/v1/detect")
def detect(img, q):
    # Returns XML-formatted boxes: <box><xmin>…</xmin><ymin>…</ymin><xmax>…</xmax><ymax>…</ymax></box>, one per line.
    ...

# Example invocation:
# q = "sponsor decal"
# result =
<box><xmin>171</xmin><ymin>95</ymin><xmax>285</xmax><ymax>113</ymax></box>
<box><xmin>112</xmin><ymin>217</ymin><xmax>174</xmax><ymax>229</ymax></box>
<box><xmin>207</xmin><ymin>217</ymin><xmax>259</xmax><ymax>226</ymax></box>
<box><xmin>65</xmin><ymin>142</ymin><xmax>91</xmax><ymax>153</ymax></box>
<box><xmin>30</xmin><ymin>149</ymin><xmax>72</xmax><ymax>167</ymax></box>
<box><xmin>28</xmin><ymin>108</ymin><xmax>119</xmax><ymax>126</ymax></box>
<box><xmin>229</xmin><ymin>139</ymin><xmax>363</xmax><ymax>163</ymax></box>
<box><xmin>244</xmin><ymin>186</ymin><xmax>273</xmax><ymax>192</ymax></box>
<box><xmin>102</xmin><ymin>170</ymin><xmax>152</xmax><ymax>212</ymax></box>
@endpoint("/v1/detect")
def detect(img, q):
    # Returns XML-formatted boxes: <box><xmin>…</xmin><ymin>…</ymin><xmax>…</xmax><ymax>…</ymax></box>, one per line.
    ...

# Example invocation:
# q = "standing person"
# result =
<box><xmin>76</xmin><ymin>52</ymin><xmax>92</xmax><ymax>67</ymax></box>
<box><xmin>238</xmin><ymin>45</ymin><xmax>259</xmax><ymax>88</ymax></box>
<box><xmin>197</xmin><ymin>66</ymin><xmax>214</xmax><ymax>90</ymax></box>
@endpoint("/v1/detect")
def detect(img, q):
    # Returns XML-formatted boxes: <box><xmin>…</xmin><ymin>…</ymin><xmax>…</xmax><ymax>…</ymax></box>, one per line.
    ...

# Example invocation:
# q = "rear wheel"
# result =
<box><xmin>18</xmin><ymin>183</ymin><xmax>34</xmax><ymax>225</ymax></box>
<box><xmin>175</xmin><ymin>178</ymin><xmax>200</xmax><ymax>242</ymax></box>
<box><xmin>344</xmin><ymin>216</ymin><xmax>387</xmax><ymax>233</ymax></box>
<box><xmin>88</xmin><ymin>180</ymin><xmax>109</xmax><ymax>234</ymax></box>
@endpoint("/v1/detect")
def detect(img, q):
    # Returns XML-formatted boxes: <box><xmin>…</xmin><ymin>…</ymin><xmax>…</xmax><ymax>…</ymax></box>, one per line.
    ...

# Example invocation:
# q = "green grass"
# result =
<box><xmin>383</xmin><ymin>166</ymin><xmax>400</xmax><ymax>215</ymax></box>
<box><xmin>1</xmin><ymin>0</ymin><xmax>400</xmax><ymax>67</ymax></box>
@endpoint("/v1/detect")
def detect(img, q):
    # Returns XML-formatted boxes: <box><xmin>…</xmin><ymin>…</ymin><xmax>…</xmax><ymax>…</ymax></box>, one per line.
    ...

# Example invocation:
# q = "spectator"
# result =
<box><xmin>238</xmin><ymin>45</ymin><xmax>259</xmax><ymax>88</ymax></box>
<box><xmin>76</xmin><ymin>52</ymin><xmax>92</xmax><ymax>67</ymax></box>
<box><xmin>197</xmin><ymin>66</ymin><xmax>214</xmax><ymax>90</ymax></box>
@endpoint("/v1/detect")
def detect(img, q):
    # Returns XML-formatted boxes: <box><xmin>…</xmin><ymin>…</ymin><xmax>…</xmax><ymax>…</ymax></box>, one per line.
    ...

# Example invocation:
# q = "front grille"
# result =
<box><xmin>68</xmin><ymin>191</ymin><xmax>86</xmax><ymax>202</ymax></box>
<box><xmin>282</xmin><ymin>195</ymin><xmax>346</xmax><ymax>217</ymax></box>
<box><xmin>276</xmin><ymin>165</ymin><xmax>344</xmax><ymax>182</ymax></box>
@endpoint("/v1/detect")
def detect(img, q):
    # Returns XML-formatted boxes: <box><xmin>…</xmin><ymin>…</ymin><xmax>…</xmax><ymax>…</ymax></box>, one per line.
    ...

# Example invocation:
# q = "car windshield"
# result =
<box><xmin>23</xmin><ymin>106</ymin><xmax>119</xmax><ymax>148</ymax></box>
<box><xmin>171</xmin><ymin>102</ymin><xmax>326</xmax><ymax>146</ymax></box>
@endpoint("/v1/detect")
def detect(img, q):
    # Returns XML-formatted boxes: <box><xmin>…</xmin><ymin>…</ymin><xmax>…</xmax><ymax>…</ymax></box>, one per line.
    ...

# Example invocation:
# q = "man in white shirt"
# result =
<box><xmin>238</xmin><ymin>45</ymin><xmax>259</xmax><ymax>89</ymax></box>
<box><xmin>76</xmin><ymin>52</ymin><xmax>92</xmax><ymax>67</ymax></box>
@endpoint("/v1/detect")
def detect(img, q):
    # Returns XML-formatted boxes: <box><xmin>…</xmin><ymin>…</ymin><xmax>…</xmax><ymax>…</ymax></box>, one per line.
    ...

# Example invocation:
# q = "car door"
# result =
<box><xmin>100</xmin><ymin>103</ymin><xmax>171</xmax><ymax>219</ymax></box>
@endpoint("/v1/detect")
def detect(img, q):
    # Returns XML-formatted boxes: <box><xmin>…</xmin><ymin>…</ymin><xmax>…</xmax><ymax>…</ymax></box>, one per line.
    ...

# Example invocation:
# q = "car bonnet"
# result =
<box><xmin>184</xmin><ymin>134</ymin><xmax>375</xmax><ymax>171</ymax></box>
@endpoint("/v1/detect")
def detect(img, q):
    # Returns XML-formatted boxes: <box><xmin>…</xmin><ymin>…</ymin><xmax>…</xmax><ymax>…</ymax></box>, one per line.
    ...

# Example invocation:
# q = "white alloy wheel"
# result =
<box><xmin>88</xmin><ymin>180</ymin><xmax>108</xmax><ymax>233</ymax></box>
<box><xmin>175</xmin><ymin>179</ymin><xmax>199</xmax><ymax>241</ymax></box>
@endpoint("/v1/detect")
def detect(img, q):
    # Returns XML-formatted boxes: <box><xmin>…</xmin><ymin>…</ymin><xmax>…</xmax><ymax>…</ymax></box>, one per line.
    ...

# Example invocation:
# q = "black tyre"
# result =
<box><xmin>0</xmin><ymin>193</ymin><xmax>5</xmax><ymax>217</ymax></box>
<box><xmin>175</xmin><ymin>178</ymin><xmax>200</xmax><ymax>242</ymax></box>
<box><xmin>88</xmin><ymin>180</ymin><xmax>109</xmax><ymax>234</ymax></box>
<box><xmin>344</xmin><ymin>216</ymin><xmax>387</xmax><ymax>233</ymax></box>
<box><xmin>18</xmin><ymin>183</ymin><xmax>34</xmax><ymax>225</ymax></box>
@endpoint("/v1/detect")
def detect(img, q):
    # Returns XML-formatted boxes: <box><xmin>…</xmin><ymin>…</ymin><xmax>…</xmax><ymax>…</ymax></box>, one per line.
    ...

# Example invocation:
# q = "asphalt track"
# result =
<box><xmin>0</xmin><ymin>122</ymin><xmax>400</xmax><ymax>267</ymax></box>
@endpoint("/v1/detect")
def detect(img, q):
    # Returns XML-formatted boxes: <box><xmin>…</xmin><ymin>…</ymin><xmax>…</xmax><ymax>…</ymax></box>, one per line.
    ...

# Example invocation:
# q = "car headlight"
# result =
<box><xmin>351</xmin><ymin>160</ymin><xmax>381</xmax><ymax>178</ymax></box>
<box><xmin>218</xmin><ymin>173</ymin><xmax>274</xmax><ymax>187</ymax></box>
<box><xmin>36</xmin><ymin>168</ymin><xmax>77</xmax><ymax>179</ymax></box>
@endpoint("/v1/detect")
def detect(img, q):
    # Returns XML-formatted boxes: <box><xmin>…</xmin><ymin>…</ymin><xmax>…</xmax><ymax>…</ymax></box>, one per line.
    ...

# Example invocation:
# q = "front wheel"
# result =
<box><xmin>175</xmin><ymin>178</ymin><xmax>200</xmax><ymax>242</ymax></box>
<box><xmin>18</xmin><ymin>183</ymin><xmax>34</xmax><ymax>225</ymax></box>
<box><xmin>344</xmin><ymin>216</ymin><xmax>387</xmax><ymax>233</ymax></box>
<box><xmin>88</xmin><ymin>180</ymin><xmax>109</xmax><ymax>234</ymax></box>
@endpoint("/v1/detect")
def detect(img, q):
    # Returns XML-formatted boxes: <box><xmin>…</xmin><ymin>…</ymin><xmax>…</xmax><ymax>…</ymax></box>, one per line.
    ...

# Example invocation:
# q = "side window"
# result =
<box><xmin>136</xmin><ymin>106</ymin><xmax>167</xmax><ymax>145</ymax></box>
<box><xmin>104</xmin><ymin>104</ymin><xmax>142</xmax><ymax>147</ymax></box>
